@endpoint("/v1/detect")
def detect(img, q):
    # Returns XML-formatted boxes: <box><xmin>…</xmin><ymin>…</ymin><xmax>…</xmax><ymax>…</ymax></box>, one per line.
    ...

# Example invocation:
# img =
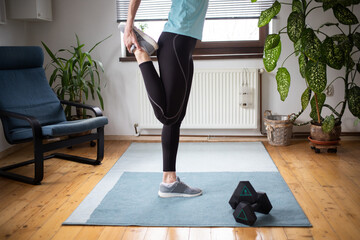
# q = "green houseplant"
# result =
<box><xmin>42</xmin><ymin>34</ymin><xmax>111</xmax><ymax>120</ymax></box>
<box><xmin>254</xmin><ymin>0</ymin><xmax>360</xmax><ymax>142</ymax></box>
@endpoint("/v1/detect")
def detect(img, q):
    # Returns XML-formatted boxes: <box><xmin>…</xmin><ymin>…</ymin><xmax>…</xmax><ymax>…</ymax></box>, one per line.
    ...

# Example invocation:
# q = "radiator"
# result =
<box><xmin>138</xmin><ymin>68</ymin><xmax>260</xmax><ymax>130</ymax></box>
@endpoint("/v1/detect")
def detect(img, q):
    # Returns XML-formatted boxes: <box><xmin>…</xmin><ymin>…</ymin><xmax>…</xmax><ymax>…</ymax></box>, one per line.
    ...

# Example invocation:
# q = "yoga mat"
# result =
<box><xmin>63</xmin><ymin>142</ymin><xmax>311</xmax><ymax>227</ymax></box>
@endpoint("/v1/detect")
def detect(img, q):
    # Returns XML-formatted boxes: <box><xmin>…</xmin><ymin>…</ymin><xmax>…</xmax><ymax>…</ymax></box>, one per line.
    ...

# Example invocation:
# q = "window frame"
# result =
<box><xmin>119</xmin><ymin>24</ymin><xmax>268</xmax><ymax>62</ymax></box>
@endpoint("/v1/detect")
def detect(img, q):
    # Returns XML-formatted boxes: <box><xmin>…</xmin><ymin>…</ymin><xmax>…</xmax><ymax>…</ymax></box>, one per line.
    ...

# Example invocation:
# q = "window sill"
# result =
<box><xmin>119</xmin><ymin>53</ymin><xmax>263</xmax><ymax>62</ymax></box>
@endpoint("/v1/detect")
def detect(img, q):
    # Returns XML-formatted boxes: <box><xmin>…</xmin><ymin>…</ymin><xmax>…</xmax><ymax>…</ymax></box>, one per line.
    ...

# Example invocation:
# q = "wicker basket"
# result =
<box><xmin>264</xmin><ymin>110</ymin><xmax>293</xmax><ymax>146</ymax></box>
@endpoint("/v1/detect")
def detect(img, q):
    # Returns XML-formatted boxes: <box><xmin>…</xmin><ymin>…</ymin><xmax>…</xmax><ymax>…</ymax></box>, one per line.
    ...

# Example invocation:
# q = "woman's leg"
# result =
<box><xmin>138</xmin><ymin>32</ymin><xmax>196</xmax><ymax>175</ymax></box>
<box><xmin>162</xmin><ymin>57</ymin><xmax>194</xmax><ymax>179</ymax></box>
<box><xmin>138</xmin><ymin>32</ymin><xmax>196</xmax><ymax>126</ymax></box>
<box><xmin>157</xmin><ymin>33</ymin><xmax>196</xmax><ymax>178</ymax></box>
<box><xmin>135</xmin><ymin>32</ymin><xmax>200</xmax><ymax>197</ymax></box>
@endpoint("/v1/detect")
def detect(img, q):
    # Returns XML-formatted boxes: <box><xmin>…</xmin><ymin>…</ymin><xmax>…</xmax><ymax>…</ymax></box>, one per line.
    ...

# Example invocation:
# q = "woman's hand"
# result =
<box><xmin>123</xmin><ymin>23</ymin><xmax>142</xmax><ymax>52</ymax></box>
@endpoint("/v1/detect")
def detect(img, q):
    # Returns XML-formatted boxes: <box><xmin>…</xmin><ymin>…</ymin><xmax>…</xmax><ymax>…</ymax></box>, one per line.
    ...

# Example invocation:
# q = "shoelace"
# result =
<box><xmin>178</xmin><ymin>179</ymin><xmax>191</xmax><ymax>189</ymax></box>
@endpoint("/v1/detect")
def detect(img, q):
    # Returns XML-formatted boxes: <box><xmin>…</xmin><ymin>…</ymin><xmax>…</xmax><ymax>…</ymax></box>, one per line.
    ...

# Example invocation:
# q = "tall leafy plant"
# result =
<box><xmin>42</xmin><ymin>34</ymin><xmax>111</xmax><ymax>119</ymax></box>
<box><xmin>254</xmin><ymin>0</ymin><xmax>360</xmax><ymax>133</ymax></box>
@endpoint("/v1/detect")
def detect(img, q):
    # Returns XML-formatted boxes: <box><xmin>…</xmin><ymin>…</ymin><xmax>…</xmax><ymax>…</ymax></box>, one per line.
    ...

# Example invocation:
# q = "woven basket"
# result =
<box><xmin>264</xmin><ymin>110</ymin><xmax>293</xmax><ymax>146</ymax></box>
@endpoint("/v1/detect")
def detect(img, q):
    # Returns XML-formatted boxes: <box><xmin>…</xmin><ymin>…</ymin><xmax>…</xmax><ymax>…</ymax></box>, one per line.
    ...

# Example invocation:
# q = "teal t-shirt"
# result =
<box><xmin>163</xmin><ymin>0</ymin><xmax>209</xmax><ymax>40</ymax></box>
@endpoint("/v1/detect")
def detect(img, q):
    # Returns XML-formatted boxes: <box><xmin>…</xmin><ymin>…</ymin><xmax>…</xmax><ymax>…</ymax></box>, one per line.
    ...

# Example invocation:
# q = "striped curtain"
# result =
<box><xmin>116</xmin><ymin>0</ymin><xmax>275</xmax><ymax>22</ymax></box>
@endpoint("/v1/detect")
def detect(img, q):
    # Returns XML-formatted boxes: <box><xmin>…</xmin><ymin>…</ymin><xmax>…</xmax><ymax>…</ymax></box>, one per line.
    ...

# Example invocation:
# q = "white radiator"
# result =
<box><xmin>138</xmin><ymin>68</ymin><xmax>260</xmax><ymax>130</ymax></box>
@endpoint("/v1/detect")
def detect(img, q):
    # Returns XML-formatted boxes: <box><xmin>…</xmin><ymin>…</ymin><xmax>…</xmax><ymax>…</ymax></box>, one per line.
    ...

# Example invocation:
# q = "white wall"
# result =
<box><xmin>1</xmin><ymin>0</ymin><xmax>359</xmax><ymax>152</ymax></box>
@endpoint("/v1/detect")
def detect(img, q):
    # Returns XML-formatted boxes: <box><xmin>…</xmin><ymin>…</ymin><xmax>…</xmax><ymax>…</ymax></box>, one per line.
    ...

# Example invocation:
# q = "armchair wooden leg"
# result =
<box><xmin>0</xmin><ymin>139</ymin><xmax>45</xmax><ymax>185</ymax></box>
<box><xmin>0</xmin><ymin>127</ymin><xmax>105</xmax><ymax>185</ymax></box>
<box><xmin>34</xmin><ymin>137</ymin><xmax>44</xmax><ymax>184</ymax></box>
<box><xmin>97</xmin><ymin>127</ymin><xmax>104</xmax><ymax>163</ymax></box>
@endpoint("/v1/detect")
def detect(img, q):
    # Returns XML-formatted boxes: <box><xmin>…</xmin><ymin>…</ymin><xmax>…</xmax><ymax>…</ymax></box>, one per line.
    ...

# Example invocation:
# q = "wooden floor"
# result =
<box><xmin>0</xmin><ymin>139</ymin><xmax>359</xmax><ymax>240</ymax></box>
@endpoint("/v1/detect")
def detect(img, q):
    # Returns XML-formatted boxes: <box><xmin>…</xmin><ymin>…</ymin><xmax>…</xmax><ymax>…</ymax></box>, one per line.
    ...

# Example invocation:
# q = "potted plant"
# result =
<box><xmin>254</xmin><ymin>0</ymin><xmax>360</xmax><ymax>145</ymax></box>
<box><xmin>42</xmin><ymin>34</ymin><xmax>111</xmax><ymax>120</ymax></box>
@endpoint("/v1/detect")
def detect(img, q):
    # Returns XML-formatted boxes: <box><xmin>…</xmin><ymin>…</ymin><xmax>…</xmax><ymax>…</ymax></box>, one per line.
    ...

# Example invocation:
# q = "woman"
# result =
<box><xmin>120</xmin><ymin>0</ymin><xmax>209</xmax><ymax>198</ymax></box>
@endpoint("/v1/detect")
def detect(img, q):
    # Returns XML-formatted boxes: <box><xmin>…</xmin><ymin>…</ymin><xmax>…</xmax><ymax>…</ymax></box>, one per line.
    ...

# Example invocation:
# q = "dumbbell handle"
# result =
<box><xmin>239</xmin><ymin>201</ymin><xmax>268</xmax><ymax>215</ymax></box>
<box><xmin>240</xmin><ymin>192</ymin><xmax>272</xmax><ymax>215</ymax></box>
<box><xmin>249</xmin><ymin>202</ymin><xmax>261</xmax><ymax>212</ymax></box>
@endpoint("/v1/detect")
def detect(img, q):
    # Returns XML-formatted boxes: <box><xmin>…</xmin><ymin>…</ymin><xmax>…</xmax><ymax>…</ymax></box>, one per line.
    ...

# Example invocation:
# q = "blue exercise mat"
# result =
<box><xmin>63</xmin><ymin>142</ymin><xmax>311</xmax><ymax>227</ymax></box>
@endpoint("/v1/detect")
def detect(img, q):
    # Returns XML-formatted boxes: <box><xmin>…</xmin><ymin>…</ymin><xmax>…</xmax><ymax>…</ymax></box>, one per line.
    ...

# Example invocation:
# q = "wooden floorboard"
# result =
<box><xmin>0</xmin><ymin>139</ymin><xmax>359</xmax><ymax>240</ymax></box>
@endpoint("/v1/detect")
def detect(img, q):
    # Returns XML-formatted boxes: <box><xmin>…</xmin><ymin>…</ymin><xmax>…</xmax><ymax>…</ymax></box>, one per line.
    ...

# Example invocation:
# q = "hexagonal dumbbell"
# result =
<box><xmin>229</xmin><ymin>181</ymin><xmax>272</xmax><ymax>226</ymax></box>
<box><xmin>229</xmin><ymin>181</ymin><xmax>258</xmax><ymax>209</ymax></box>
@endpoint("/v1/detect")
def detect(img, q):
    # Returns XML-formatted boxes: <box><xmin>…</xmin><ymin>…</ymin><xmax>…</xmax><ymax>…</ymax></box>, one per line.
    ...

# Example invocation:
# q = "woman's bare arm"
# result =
<box><xmin>123</xmin><ymin>0</ymin><xmax>142</xmax><ymax>52</ymax></box>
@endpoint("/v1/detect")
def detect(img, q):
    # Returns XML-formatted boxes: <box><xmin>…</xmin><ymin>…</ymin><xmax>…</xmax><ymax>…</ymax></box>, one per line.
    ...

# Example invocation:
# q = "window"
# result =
<box><xmin>117</xmin><ymin>0</ymin><xmax>272</xmax><ymax>60</ymax></box>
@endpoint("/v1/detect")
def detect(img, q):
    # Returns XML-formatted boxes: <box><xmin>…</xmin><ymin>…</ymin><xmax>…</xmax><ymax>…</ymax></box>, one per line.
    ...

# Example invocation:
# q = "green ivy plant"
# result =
<box><xmin>42</xmin><ymin>34</ymin><xmax>111</xmax><ymax>119</ymax></box>
<box><xmin>253</xmin><ymin>0</ymin><xmax>360</xmax><ymax>133</ymax></box>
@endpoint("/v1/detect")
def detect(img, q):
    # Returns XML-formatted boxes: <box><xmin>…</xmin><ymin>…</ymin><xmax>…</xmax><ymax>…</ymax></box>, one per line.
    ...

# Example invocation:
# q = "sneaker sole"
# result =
<box><xmin>158</xmin><ymin>190</ymin><xmax>203</xmax><ymax>198</ymax></box>
<box><xmin>133</xmin><ymin>27</ymin><xmax>159</xmax><ymax>51</ymax></box>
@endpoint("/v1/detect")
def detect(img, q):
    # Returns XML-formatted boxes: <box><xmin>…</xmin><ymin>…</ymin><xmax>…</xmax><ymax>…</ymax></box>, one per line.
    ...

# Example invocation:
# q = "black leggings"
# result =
<box><xmin>139</xmin><ymin>32</ymin><xmax>197</xmax><ymax>172</ymax></box>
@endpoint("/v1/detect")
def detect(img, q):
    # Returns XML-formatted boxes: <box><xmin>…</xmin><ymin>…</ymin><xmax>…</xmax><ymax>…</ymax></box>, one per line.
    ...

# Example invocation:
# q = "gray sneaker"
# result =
<box><xmin>118</xmin><ymin>23</ymin><xmax>159</xmax><ymax>55</ymax></box>
<box><xmin>158</xmin><ymin>177</ymin><xmax>202</xmax><ymax>198</ymax></box>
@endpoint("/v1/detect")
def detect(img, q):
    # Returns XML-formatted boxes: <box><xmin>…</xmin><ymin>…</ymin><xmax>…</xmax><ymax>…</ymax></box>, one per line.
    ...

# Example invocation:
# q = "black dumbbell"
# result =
<box><xmin>229</xmin><ymin>181</ymin><xmax>272</xmax><ymax>226</ymax></box>
<box><xmin>233</xmin><ymin>192</ymin><xmax>272</xmax><ymax>226</ymax></box>
<box><xmin>229</xmin><ymin>181</ymin><xmax>258</xmax><ymax>209</ymax></box>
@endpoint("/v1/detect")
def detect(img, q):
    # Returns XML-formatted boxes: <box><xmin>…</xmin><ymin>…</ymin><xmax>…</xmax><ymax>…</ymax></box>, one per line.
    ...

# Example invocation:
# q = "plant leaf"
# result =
<box><xmin>41</xmin><ymin>41</ymin><xmax>63</xmax><ymax>68</ymax></box>
<box><xmin>321</xmin><ymin>37</ymin><xmax>344</xmax><ymax>70</ymax></box>
<box><xmin>310</xmin><ymin>93</ymin><xmax>326</xmax><ymax>122</ymax></box>
<box><xmin>263</xmin><ymin>40</ymin><xmax>282</xmax><ymax>72</ymax></box>
<box><xmin>353</xmin><ymin>32</ymin><xmax>360</xmax><ymax>50</ymax></box>
<box><xmin>299</xmin><ymin>53</ymin><xmax>307</xmax><ymax>78</ymax></box>
<box><xmin>301</xmin><ymin>87</ymin><xmax>311</xmax><ymax>110</ymax></box>
<box><xmin>305</xmin><ymin>60</ymin><xmax>327</xmax><ymax>94</ymax></box>
<box><xmin>337</xmin><ymin>0</ymin><xmax>354</xmax><ymax>7</ymax></box>
<box><xmin>258</xmin><ymin>0</ymin><xmax>281</xmax><ymax>27</ymax></box>
<box><xmin>321</xmin><ymin>0</ymin><xmax>337</xmax><ymax>11</ymax></box>
<box><xmin>348</xmin><ymin>85</ymin><xmax>360</xmax><ymax>118</ymax></box>
<box><xmin>333</xmin><ymin>34</ymin><xmax>353</xmax><ymax>66</ymax></box>
<box><xmin>94</xmin><ymin>60</ymin><xmax>105</xmax><ymax>72</ymax></box>
<box><xmin>292</xmin><ymin>0</ymin><xmax>304</xmax><ymax>13</ymax></box>
<box><xmin>83</xmin><ymin>80</ymin><xmax>89</xmax><ymax>100</ymax></box>
<box><xmin>75</xmin><ymin>34</ymin><xmax>81</xmax><ymax>47</ymax></box>
<box><xmin>89</xmin><ymin>35</ymin><xmax>112</xmax><ymax>53</ymax></box>
<box><xmin>96</xmin><ymin>88</ymin><xmax>104</xmax><ymax>110</ymax></box>
<box><xmin>49</xmin><ymin>68</ymin><xmax>58</xmax><ymax>84</ymax></box>
<box><xmin>287</xmin><ymin>12</ymin><xmax>305</xmax><ymax>43</ymax></box>
<box><xmin>302</xmin><ymin>28</ymin><xmax>322</xmax><ymax>61</ymax></box>
<box><xmin>264</xmin><ymin>34</ymin><xmax>280</xmax><ymax>50</ymax></box>
<box><xmin>345</xmin><ymin>55</ymin><xmax>355</xmax><ymax>69</ymax></box>
<box><xmin>294</xmin><ymin>38</ymin><xmax>302</xmax><ymax>56</ymax></box>
<box><xmin>263</xmin><ymin>34</ymin><xmax>281</xmax><ymax>72</ymax></box>
<box><xmin>319</xmin><ymin>22</ymin><xmax>339</xmax><ymax>29</ymax></box>
<box><xmin>322</xmin><ymin>115</ymin><xmax>335</xmax><ymax>133</ymax></box>
<box><xmin>276</xmin><ymin>67</ymin><xmax>291</xmax><ymax>101</ymax></box>
<box><xmin>332</xmin><ymin>4</ymin><xmax>359</xmax><ymax>25</ymax></box>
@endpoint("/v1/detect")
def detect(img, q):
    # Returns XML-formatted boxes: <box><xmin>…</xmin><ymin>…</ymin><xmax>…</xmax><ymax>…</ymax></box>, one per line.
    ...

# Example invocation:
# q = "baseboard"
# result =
<box><xmin>105</xmin><ymin>133</ymin><xmax>360</xmax><ymax>142</ymax></box>
<box><xmin>106</xmin><ymin>135</ymin><xmax>266</xmax><ymax>142</ymax></box>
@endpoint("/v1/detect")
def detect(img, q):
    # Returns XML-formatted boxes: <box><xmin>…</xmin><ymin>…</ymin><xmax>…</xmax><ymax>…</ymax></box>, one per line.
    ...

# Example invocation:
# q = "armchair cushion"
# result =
<box><xmin>9</xmin><ymin>116</ymin><xmax>109</xmax><ymax>142</ymax></box>
<box><xmin>0</xmin><ymin>69</ymin><xmax>66</xmax><ymax>130</ymax></box>
<box><xmin>0</xmin><ymin>46</ymin><xmax>66</xmax><ymax>132</ymax></box>
<box><xmin>0</xmin><ymin>46</ymin><xmax>44</xmax><ymax>70</ymax></box>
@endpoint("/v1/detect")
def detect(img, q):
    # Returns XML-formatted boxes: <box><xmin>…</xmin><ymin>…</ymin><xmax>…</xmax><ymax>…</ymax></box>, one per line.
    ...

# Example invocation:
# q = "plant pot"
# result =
<box><xmin>264</xmin><ymin>110</ymin><xmax>293</xmax><ymax>146</ymax></box>
<box><xmin>309</xmin><ymin>122</ymin><xmax>341</xmax><ymax>142</ymax></box>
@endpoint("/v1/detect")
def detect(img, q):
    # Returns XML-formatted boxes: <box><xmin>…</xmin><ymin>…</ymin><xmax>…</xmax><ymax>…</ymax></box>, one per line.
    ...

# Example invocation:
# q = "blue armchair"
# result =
<box><xmin>0</xmin><ymin>46</ymin><xmax>108</xmax><ymax>185</ymax></box>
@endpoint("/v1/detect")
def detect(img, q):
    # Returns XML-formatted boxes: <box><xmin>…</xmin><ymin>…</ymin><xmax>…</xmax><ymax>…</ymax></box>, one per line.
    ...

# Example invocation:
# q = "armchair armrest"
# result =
<box><xmin>60</xmin><ymin>100</ymin><xmax>103</xmax><ymax>117</ymax></box>
<box><xmin>0</xmin><ymin>110</ymin><xmax>43</xmax><ymax>143</ymax></box>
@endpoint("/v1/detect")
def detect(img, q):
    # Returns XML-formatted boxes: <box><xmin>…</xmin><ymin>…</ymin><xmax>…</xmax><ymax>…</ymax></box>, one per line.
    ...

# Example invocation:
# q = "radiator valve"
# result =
<box><xmin>134</xmin><ymin>123</ymin><xmax>140</xmax><ymax>136</ymax></box>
